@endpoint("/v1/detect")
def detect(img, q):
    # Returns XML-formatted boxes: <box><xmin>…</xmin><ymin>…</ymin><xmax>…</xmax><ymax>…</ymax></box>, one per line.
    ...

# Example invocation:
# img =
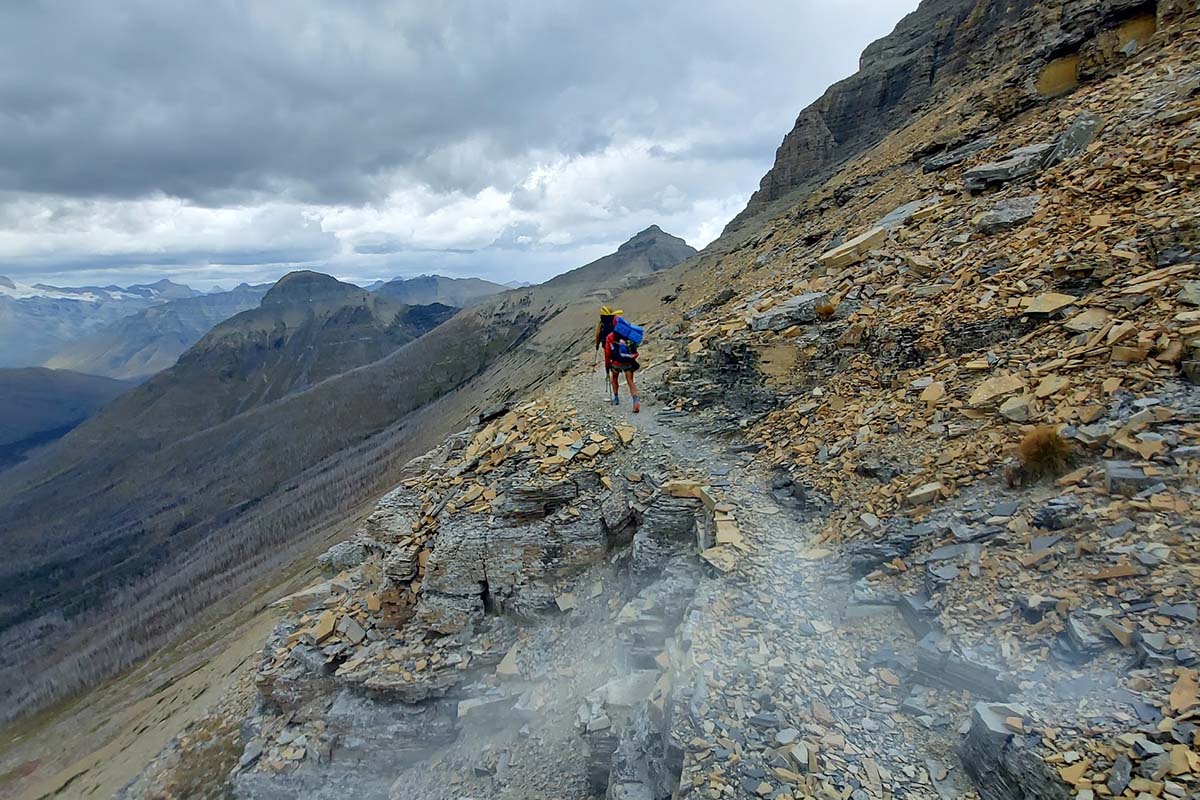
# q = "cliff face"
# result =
<box><xmin>729</xmin><ymin>0</ymin><xmax>1169</xmax><ymax>230</ymax></box>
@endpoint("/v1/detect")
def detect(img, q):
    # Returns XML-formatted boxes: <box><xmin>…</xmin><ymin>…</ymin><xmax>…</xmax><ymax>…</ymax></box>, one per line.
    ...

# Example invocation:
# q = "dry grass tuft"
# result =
<box><xmin>1017</xmin><ymin>426</ymin><xmax>1073</xmax><ymax>480</ymax></box>
<box><xmin>815</xmin><ymin>302</ymin><xmax>838</xmax><ymax>321</ymax></box>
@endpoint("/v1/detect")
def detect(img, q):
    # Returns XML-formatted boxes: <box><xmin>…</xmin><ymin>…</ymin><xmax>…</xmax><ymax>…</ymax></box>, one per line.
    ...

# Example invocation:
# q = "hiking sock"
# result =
<box><xmin>632</xmin><ymin>395</ymin><xmax>640</xmax><ymax>413</ymax></box>
<box><xmin>612</xmin><ymin>394</ymin><xmax>620</xmax><ymax>405</ymax></box>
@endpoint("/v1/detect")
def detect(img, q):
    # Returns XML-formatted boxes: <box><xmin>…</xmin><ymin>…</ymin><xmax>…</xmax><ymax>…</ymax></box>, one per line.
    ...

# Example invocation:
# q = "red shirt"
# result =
<box><xmin>604</xmin><ymin>331</ymin><xmax>636</xmax><ymax>368</ymax></box>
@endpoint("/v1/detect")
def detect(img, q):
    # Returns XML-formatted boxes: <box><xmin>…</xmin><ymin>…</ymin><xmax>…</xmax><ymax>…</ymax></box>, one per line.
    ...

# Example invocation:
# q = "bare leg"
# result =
<box><xmin>625</xmin><ymin>372</ymin><xmax>639</xmax><ymax>412</ymax></box>
<box><xmin>610</xmin><ymin>370</ymin><xmax>619</xmax><ymax>402</ymax></box>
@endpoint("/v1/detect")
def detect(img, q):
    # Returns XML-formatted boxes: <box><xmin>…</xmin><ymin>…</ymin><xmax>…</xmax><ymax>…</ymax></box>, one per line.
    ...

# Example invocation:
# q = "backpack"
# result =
<box><xmin>613</xmin><ymin>316</ymin><xmax>644</xmax><ymax>345</ymax></box>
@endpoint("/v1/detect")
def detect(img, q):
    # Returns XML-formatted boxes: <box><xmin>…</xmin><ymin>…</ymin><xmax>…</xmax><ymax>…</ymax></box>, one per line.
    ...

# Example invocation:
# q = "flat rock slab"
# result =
<box><xmin>750</xmin><ymin>292</ymin><xmax>831</xmax><ymax>331</ymax></box>
<box><xmin>977</xmin><ymin>195</ymin><xmax>1040</xmax><ymax>235</ymax></box>
<box><xmin>963</xmin><ymin>143</ymin><xmax>1053</xmax><ymax>192</ymax></box>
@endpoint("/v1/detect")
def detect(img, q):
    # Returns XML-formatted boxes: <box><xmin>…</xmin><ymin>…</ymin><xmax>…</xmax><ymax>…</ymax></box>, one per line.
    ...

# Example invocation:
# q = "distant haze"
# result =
<box><xmin>0</xmin><ymin>1</ymin><xmax>918</xmax><ymax>289</ymax></box>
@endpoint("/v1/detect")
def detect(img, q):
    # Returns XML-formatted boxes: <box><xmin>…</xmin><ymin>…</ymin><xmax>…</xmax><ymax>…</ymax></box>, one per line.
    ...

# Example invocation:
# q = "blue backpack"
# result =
<box><xmin>613</xmin><ymin>316</ymin><xmax>644</xmax><ymax>345</ymax></box>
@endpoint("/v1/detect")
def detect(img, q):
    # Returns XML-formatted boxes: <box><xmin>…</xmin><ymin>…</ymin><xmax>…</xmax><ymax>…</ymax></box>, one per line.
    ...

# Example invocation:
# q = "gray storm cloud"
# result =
<box><xmin>0</xmin><ymin>0</ymin><xmax>918</xmax><ymax>287</ymax></box>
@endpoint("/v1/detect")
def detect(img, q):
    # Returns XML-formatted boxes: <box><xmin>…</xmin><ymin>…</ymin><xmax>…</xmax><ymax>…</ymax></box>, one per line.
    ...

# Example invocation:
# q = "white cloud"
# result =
<box><xmin>0</xmin><ymin>0</ymin><xmax>920</xmax><ymax>288</ymax></box>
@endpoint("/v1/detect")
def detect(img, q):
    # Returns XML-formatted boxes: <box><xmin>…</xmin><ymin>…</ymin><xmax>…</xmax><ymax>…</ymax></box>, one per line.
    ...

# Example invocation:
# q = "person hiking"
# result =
<box><xmin>605</xmin><ymin>326</ymin><xmax>640</xmax><ymax>412</ymax></box>
<box><xmin>594</xmin><ymin>306</ymin><xmax>644</xmax><ymax>412</ymax></box>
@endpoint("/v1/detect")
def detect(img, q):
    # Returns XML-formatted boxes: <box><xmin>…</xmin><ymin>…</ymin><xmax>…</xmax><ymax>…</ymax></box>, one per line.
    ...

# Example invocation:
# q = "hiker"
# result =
<box><xmin>595</xmin><ymin>307</ymin><xmax>643</xmax><ymax>413</ymax></box>
<box><xmin>605</xmin><ymin>326</ymin><xmax>640</xmax><ymax>412</ymax></box>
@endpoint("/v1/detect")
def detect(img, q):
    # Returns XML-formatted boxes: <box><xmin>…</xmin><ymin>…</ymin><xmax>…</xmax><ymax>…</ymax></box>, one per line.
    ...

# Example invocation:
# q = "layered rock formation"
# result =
<box><xmin>730</xmin><ymin>0</ymin><xmax>1172</xmax><ymax>229</ymax></box>
<box><xmin>231</xmin><ymin>396</ymin><xmax>726</xmax><ymax>799</ymax></box>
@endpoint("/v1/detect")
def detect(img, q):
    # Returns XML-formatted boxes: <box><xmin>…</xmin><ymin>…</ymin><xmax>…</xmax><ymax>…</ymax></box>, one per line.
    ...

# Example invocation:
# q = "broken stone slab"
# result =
<box><xmin>847</xmin><ymin>522</ymin><xmax>931</xmax><ymax>576</ymax></box>
<box><xmin>916</xmin><ymin>633</ymin><xmax>1016</xmax><ymax>700</ymax></box>
<box><xmin>749</xmin><ymin>291</ymin><xmax>831</xmax><ymax>331</ymax></box>
<box><xmin>923</xmin><ymin>135</ymin><xmax>997</xmax><ymax>172</ymax></box>
<box><xmin>597</xmin><ymin>670</ymin><xmax>660</xmax><ymax>709</ymax></box>
<box><xmin>1061</xmin><ymin>613</ymin><xmax>1106</xmax><ymax>661</ymax></box>
<box><xmin>1044</xmin><ymin>111</ymin><xmax>1102</xmax><ymax>168</ymax></box>
<box><xmin>898</xmin><ymin>593</ymin><xmax>939</xmax><ymax>638</ymax></box>
<box><xmin>960</xmin><ymin>702</ymin><xmax>1070</xmax><ymax>800</ymax></box>
<box><xmin>1108</xmin><ymin>755</ymin><xmax>1133</xmax><ymax>796</ymax></box>
<box><xmin>496</xmin><ymin>644</ymin><xmax>522</xmax><ymax>679</ymax></box>
<box><xmin>457</xmin><ymin>692</ymin><xmax>513</xmax><ymax>720</ymax></box>
<box><xmin>1104</xmin><ymin>461</ymin><xmax>1159</xmax><ymax>496</ymax></box>
<box><xmin>963</xmin><ymin>143</ymin><xmax>1054</xmax><ymax>193</ymax></box>
<box><xmin>999</xmin><ymin>394</ymin><xmax>1032</xmax><ymax>422</ymax></box>
<box><xmin>969</xmin><ymin>373</ymin><xmax>1025</xmax><ymax>407</ymax></box>
<box><xmin>1023</xmin><ymin>292</ymin><xmax>1077</xmax><ymax>316</ymax></box>
<box><xmin>335</xmin><ymin>614</ymin><xmax>366</xmax><ymax>645</ymax></box>
<box><xmin>1178</xmin><ymin>281</ymin><xmax>1200</xmax><ymax>306</ymax></box>
<box><xmin>818</xmin><ymin>227</ymin><xmax>888</xmax><ymax>269</ymax></box>
<box><xmin>317</xmin><ymin>535</ymin><xmax>383</xmax><ymax>575</ymax></box>
<box><xmin>906</xmin><ymin>481</ymin><xmax>945</xmax><ymax>506</ymax></box>
<box><xmin>875</xmin><ymin>194</ymin><xmax>941</xmax><ymax>230</ymax></box>
<box><xmin>977</xmin><ymin>195</ymin><xmax>1040</xmax><ymax>235</ymax></box>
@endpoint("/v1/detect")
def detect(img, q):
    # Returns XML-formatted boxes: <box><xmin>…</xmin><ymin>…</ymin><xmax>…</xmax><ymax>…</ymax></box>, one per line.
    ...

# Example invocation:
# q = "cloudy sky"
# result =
<box><xmin>0</xmin><ymin>0</ymin><xmax>918</xmax><ymax>289</ymax></box>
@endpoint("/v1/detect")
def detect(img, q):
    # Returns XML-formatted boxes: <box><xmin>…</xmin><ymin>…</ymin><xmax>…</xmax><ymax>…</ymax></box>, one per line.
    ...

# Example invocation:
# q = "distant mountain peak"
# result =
<box><xmin>262</xmin><ymin>271</ymin><xmax>360</xmax><ymax>306</ymax></box>
<box><xmin>0</xmin><ymin>275</ymin><xmax>14</xmax><ymax>290</ymax></box>
<box><xmin>373</xmin><ymin>274</ymin><xmax>507</xmax><ymax>308</ymax></box>
<box><xmin>618</xmin><ymin>224</ymin><xmax>687</xmax><ymax>252</ymax></box>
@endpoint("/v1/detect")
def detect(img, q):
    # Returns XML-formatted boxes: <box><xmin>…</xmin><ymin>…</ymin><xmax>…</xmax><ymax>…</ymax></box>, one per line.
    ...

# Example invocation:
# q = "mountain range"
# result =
<box><xmin>43</xmin><ymin>282</ymin><xmax>271</xmax><ymax>379</ymax></box>
<box><xmin>0</xmin><ymin>277</ymin><xmax>203</xmax><ymax>367</ymax></box>
<box><xmin>0</xmin><ymin>228</ymin><xmax>695</xmax><ymax>720</ymax></box>
<box><xmin>3</xmin><ymin>274</ymin><xmax>509</xmax><ymax>379</ymax></box>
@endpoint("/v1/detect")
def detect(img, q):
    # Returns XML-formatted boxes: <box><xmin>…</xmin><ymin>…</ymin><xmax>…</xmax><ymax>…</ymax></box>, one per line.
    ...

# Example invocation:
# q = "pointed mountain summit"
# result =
<box><xmin>547</xmin><ymin>225</ymin><xmax>696</xmax><ymax>287</ymax></box>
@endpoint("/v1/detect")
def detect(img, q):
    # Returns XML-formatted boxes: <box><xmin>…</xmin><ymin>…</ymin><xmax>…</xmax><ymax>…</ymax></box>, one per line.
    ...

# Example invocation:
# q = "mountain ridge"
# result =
<box><xmin>372</xmin><ymin>274</ymin><xmax>508</xmax><ymax>307</ymax></box>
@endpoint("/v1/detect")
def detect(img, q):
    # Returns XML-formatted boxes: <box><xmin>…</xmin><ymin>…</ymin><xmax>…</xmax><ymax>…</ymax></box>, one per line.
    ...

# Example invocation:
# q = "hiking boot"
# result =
<box><xmin>612</xmin><ymin>394</ymin><xmax>620</xmax><ymax>405</ymax></box>
<box><xmin>632</xmin><ymin>395</ymin><xmax>640</xmax><ymax>414</ymax></box>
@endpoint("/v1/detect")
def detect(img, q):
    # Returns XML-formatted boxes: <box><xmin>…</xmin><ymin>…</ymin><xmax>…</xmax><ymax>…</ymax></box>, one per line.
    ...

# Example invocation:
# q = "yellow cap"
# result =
<box><xmin>600</xmin><ymin>306</ymin><xmax>624</xmax><ymax>315</ymax></box>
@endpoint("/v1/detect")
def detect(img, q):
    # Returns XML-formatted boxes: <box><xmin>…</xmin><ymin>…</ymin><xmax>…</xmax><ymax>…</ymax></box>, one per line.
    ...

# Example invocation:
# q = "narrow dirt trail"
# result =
<box><xmin>569</xmin><ymin>362</ymin><xmax>968</xmax><ymax>799</ymax></box>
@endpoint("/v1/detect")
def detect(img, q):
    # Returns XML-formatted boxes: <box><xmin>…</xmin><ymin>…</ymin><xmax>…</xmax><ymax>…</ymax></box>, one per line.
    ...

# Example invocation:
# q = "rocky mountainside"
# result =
<box><xmin>0</xmin><ymin>277</ymin><xmax>202</xmax><ymax>367</ymax></box>
<box><xmin>0</xmin><ymin>228</ymin><xmax>695</xmax><ymax>731</ymax></box>
<box><xmin>0</xmin><ymin>367</ymin><xmax>131</xmax><ymax>471</ymax></box>
<box><xmin>372</xmin><ymin>274</ymin><xmax>508</xmax><ymax>307</ymax></box>
<box><xmin>43</xmin><ymin>282</ymin><xmax>271</xmax><ymax>380</ymax></box>
<box><xmin>728</xmin><ymin>0</ymin><xmax>1182</xmax><ymax>231</ymax></box>
<box><xmin>108</xmin><ymin>4</ymin><xmax>1199</xmax><ymax>800</ymax></box>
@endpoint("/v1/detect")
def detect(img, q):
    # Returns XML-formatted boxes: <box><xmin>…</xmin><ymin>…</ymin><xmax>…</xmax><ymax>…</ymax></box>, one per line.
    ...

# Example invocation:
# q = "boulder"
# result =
<box><xmin>923</xmin><ymin>135</ymin><xmax>998</xmax><ymax>172</ymax></box>
<box><xmin>750</xmin><ymin>292</ymin><xmax>831</xmax><ymax>332</ymax></box>
<box><xmin>317</xmin><ymin>535</ymin><xmax>383</xmax><ymax>575</ymax></box>
<box><xmin>976</xmin><ymin>195</ymin><xmax>1040</xmax><ymax>235</ymax></box>
<box><xmin>963</xmin><ymin>143</ymin><xmax>1054</xmax><ymax>192</ymax></box>
<box><xmin>1044</xmin><ymin>112</ymin><xmax>1102</xmax><ymax>167</ymax></box>
<box><xmin>818</xmin><ymin>228</ymin><xmax>887</xmax><ymax>269</ymax></box>
<box><xmin>959</xmin><ymin>703</ymin><xmax>1070</xmax><ymax>800</ymax></box>
<box><xmin>1104</xmin><ymin>460</ymin><xmax>1159</xmax><ymax>496</ymax></box>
